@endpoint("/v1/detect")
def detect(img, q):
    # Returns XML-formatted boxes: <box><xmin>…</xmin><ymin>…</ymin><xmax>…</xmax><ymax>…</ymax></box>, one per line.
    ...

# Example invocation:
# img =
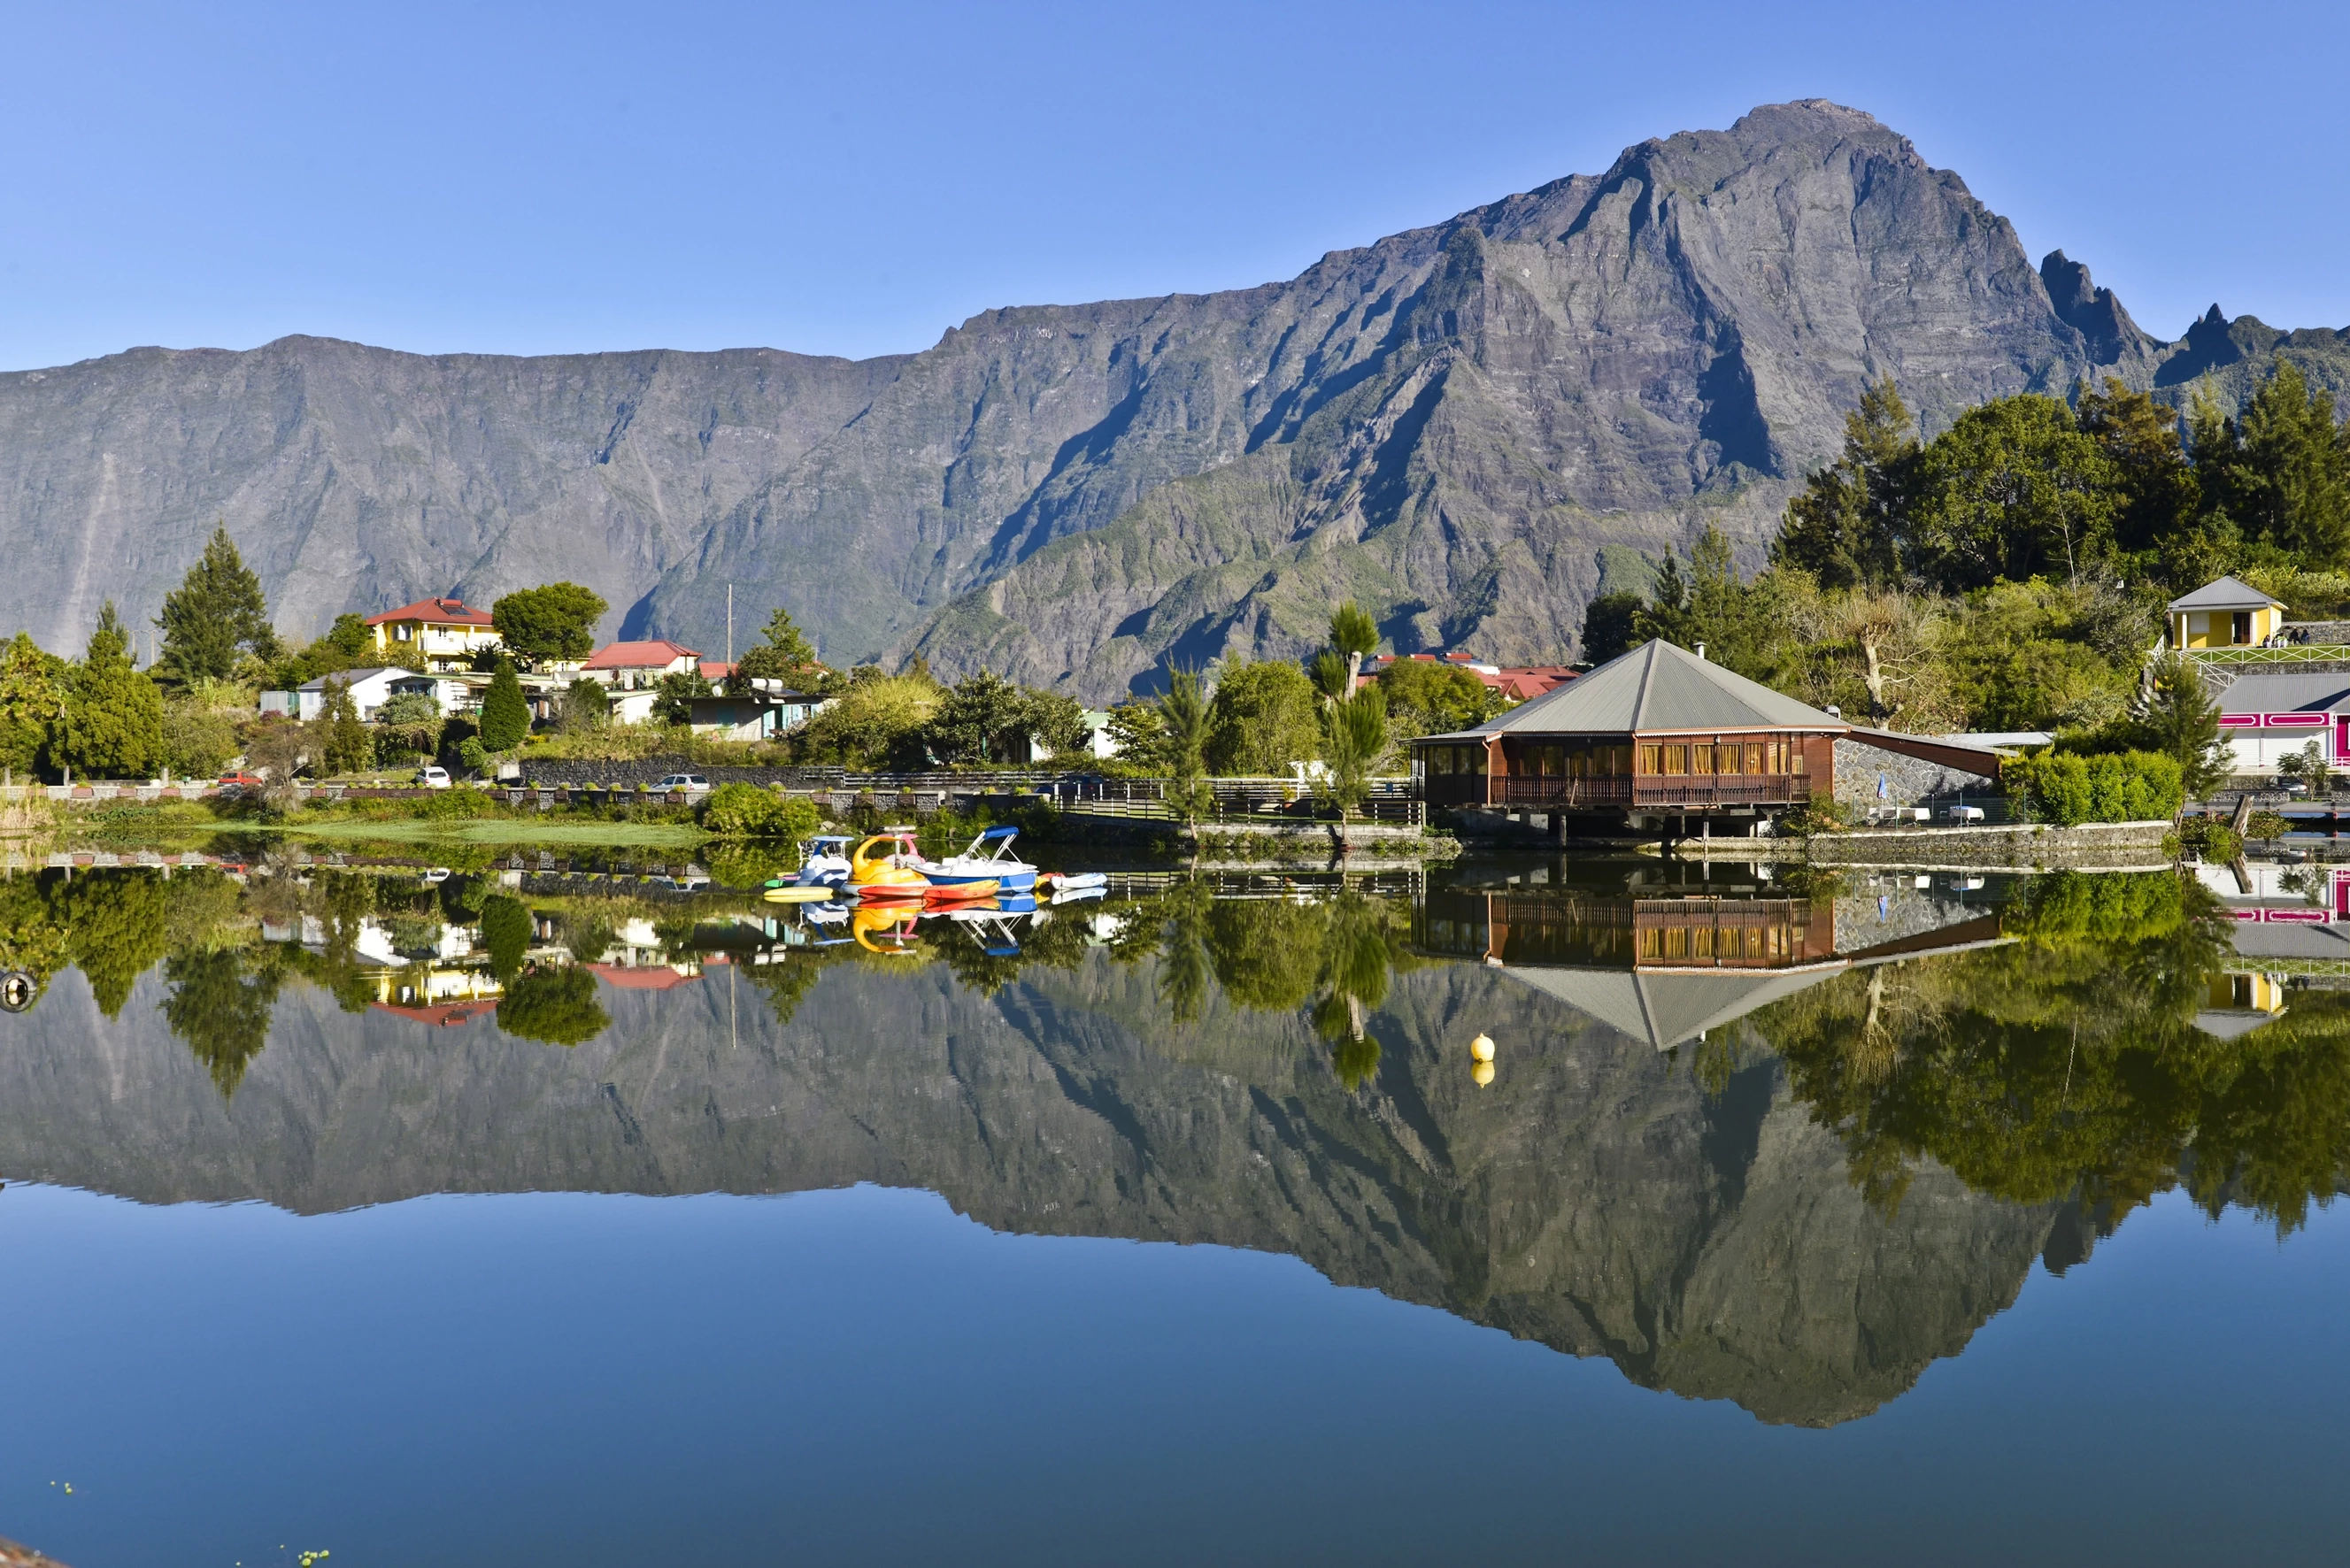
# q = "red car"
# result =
<box><xmin>217</xmin><ymin>772</ymin><xmax>266</xmax><ymax>789</ymax></box>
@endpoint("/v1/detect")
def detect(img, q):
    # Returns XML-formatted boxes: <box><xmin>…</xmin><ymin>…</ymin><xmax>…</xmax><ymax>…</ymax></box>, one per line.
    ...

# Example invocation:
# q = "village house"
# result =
<box><xmin>258</xmin><ymin>665</ymin><xmax>411</xmax><ymax>721</ymax></box>
<box><xmin>365</xmin><ymin>596</ymin><xmax>504</xmax><ymax>670</ymax></box>
<box><xmin>1360</xmin><ymin>651</ymin><xmax>1577</xmax><ymax>702</ymax></box>
<box><xmin>578</xmin><ymin>640</ymin><xmax>702</xmax><ymax>725</ymax></box>
<box><xmin>2167</xmin><ymin>575</ymin><xmax>2286</xmax><ymax>649</ymax></box>
<box><xmin>1410</xmin><ymin>638</ymin><xmax>1990</xmax><ymax>838</ymax></box>
<box><xmin>2205</xmin><ymin>672</ymin><xmax>2350</xmax><ymax>777</ymax></box>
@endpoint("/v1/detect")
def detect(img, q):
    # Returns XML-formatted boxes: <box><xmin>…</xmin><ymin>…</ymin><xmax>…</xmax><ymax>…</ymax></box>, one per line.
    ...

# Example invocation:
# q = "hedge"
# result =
<box><xmin>2004</xmin><ymin>749</ymin><xmax>2183</xmax><ymax>826</ymax></box>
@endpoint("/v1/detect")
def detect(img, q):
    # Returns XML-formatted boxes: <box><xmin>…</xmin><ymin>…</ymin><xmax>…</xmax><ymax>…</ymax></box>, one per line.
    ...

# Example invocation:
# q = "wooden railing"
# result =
<box><xmin>1484</xmin><ymin>775</ymin><xmax>1810</xmax><ymax>808</ymax></box>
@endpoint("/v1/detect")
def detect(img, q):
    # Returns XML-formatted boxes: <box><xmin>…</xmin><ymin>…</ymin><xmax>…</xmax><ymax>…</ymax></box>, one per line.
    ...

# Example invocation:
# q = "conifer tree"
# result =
<box><xmin>479</xmin><ymin>657</ymin><xmax>530</xmax><ymax>751</ymax></box>
<box><xmin>734</xmin><ymin>605</ymin><xmax>822</xmax><ymax>688</ymax></box>
<box><xmin>318</xmin><ymin>676</ymin><xmax>371</xmax><ymax>775</ymax></box>
<box><xmin>1773</xmin><ymin>377</ymin><xmax>1919</xmax><ymax>589</ymax></box>
<box><xmin>2192</xmin><ymin>360</ymin><xmax>2350</xmax><ymax>565</ymax></box>
<box><xmin>0</xmin><ymin>631</ymin><xmax>63</xmax><ymax>779</ymax></box>
<box><xmin>53</xmin><ymin>603</ymin><xmax>165</xmax><ymax>780</ymax></box>
<box><xmin>157</xmin><ymin>524</ymin><xmax>274</xmax><ymax>683</ymax></box>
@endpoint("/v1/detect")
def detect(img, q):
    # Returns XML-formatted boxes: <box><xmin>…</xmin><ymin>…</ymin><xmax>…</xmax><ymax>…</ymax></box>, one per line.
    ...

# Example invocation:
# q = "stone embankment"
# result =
<box><xmin>0</xmin><ymin>1535</ymin><xmax>70</xmax><ymax>1567</ymax></box>
<box><xmin>1683</xmin><ymin>819</ymin><xmax>2172</xmax><ymax>869</ymax></box>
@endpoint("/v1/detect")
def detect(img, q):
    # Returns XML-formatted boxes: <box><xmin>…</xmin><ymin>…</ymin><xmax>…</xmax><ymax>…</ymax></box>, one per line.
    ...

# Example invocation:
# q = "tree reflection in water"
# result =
<box><xmin>5</xmin><ymin>857</ymin><xmax>2350</xmax><ymax>1234</ymax></box>
<box><xmin>1753</xmin><ymin>871</ymin><xmax>2350</xmax><ymax>1235</ymax></box>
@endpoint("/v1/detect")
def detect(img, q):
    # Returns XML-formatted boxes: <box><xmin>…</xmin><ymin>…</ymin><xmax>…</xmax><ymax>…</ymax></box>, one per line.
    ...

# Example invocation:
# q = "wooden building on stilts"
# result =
<box><xmin>1411</xmin><ymin>638</ymin><xmax>1851</xmax><ymax>843</ymax></box>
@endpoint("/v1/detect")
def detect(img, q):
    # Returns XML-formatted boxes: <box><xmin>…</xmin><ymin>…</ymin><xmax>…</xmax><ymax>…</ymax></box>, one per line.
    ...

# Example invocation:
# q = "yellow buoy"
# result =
<box><xmin>1469</xmin><ymin>1033</ymin><xmax>1496</xmax><ymax>1063</ymax></box>
<box><xmin>1471</xmin><ymin>1061</ymin><xmax>1496</xmax><ymax>1088</ymax></box>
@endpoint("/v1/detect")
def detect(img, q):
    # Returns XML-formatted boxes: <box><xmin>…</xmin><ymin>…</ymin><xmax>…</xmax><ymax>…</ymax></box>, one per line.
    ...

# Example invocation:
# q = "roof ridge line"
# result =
<box><xmin>1633</xmin><ymin>640</ymin><xmax>1660</xmax><ymax>728</ymax></box>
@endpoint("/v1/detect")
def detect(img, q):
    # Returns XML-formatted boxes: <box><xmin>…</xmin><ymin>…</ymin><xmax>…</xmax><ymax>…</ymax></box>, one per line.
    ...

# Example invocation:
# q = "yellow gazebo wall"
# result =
<box><xmin>2171</xmin><ymin>606</ymin><xmax>2283</xmax><ymax>649</ymax></box>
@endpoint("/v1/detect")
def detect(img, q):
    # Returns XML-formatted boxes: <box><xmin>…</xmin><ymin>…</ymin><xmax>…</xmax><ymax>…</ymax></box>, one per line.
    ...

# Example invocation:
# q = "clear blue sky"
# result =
<box><xmin>2</xmin><ymin>0</ymin><xmax>2343</xmax><ymax>372</ymax></box>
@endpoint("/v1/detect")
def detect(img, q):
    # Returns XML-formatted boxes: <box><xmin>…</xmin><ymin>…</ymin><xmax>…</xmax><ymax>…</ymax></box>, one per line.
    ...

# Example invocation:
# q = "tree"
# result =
<box><xmin>552</xmin><ymin>679</ymin><xmax>610</xmax><ymax>734</ymax></box>
<box><xmin>650</xmin><ymin>670</ymin><xmax>708</xmax><ymax>729</ymax></box>
<box><xmin>477</xmin><ymin>895</ymin><xmax>533</xmax><ymax>983</ymax></box>
<box><xmin>1306</xmin><ymin>649</ymin><xmax>1351</xmax><ymax>703</ymax></box>
<box><xmin>2076</xmin><ymin>378</ymin><xmax>2199</xmax><ymax>558</ymax></box>
<box><xmin>0</xmin><ymin>631</ymin><xmax>63</xmax><ymax>779</ymax></box>
<box><xmin>1156</xmin><ymin>668</ymin><xmax>1212</xmax><ymax>827</ymax></box>
<box><xmin>1579</xmin><ymin>591</ymin><xmax>1645</xmax><ymax>667</ymax></box>
<box><xmin>2134</xmin><ymin>651</ymin><xmax>2230</xmax><ymax>806</ymax></box>
<box><xmin>496</xmin><ymin>965</ymin><xmax>609</xmax><ymax>1046</ymax></box>
<box><xmin>159</xmin><ymin>702</ymin><xmax>239</xmax><ymax>780</ymax></box>
<box><xmin>2192</xmin><ymin>360</ymin><xmax>2350</xmax><ymax>567</ymax></box>
<box><xmin>156</xmin><ymin>524</ymin><xmax>274</xmax><ymax>684</ymax></box>
<box><xmin>1375</xmin><ymin>658</ymin><xmax>1489</xmax><ymax>737</ymax></box>
<box><xmin>374</xmin><ymin>689</ymin><xmax>440</xmax><ymax>728</ymax></box>
<box><xmin>1204</xmin><ymin>660</ymin><xmax>1322</xmax><ymax>774</ymax></box>
<box><xmin>927</xmin><ymin>670</ymin><xmax>1086</xmax><ymax>765</ymax></box>
<box><xmin>1327</xmin><ymin>602</ymin><xmax>1381</xmax><ymax>694</ymax></box>
<box><xmin>318</xmin><ymin>677</ymin><xmax>370</xmax><ymax>774</ymax></box>
<box><xmin>1103</xmin><ymin>699</ymin><xmax>1168</xmax><ymax>772</ymax></box>
<box><xmin>161</xmin><ymin>946</ymin><xmax>283</xmax><ymax>1097</ymax></box>
<box><xmin>1321</xmin><ymin>688</ymin><xmax>1390</xmax><ymax>821</ymax></box>
<box><xmin>1913</xmin><ymin>395</ymin><xmax>2119</xmax><ymax>590</ymax></box>
<box><xmin>490</xmin><ymin>583</ymin><xmax>607</xmax><ymax>669</ymax></box>
<box><xmin>479</xmin><ymin>657</ymin><xmax>531</xmax><ymax>750</ymax></box>
<box><xmin>1636</xmin><ymin>525</ymin><xmax>1784</xmax><ymax>680</ymax></box>
<box><xmin>1773</xmin><ymin>377</ymin><xmax>1919</xmax><ymax>590</ymax></box>
<box><xmin>789</xmin><ymin>671</ymin><xmax>937</xmax><ymax>769</ymax></box>
<box><xmin>53</xmin><ymin>603</ymin><xmax>165</xmax><ymax>780</ymax></box>
<box><xmin>732</xmin><ymin>606</ymin><xmax>825</xmax><ymax>689</ymax></box>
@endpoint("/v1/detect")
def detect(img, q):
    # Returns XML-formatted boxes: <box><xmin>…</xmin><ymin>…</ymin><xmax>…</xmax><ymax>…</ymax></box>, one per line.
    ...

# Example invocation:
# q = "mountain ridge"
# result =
<box><xmin>2</xmin><ymin>100</ymin><xmax>2344</xmax><ymax>700</ymax></box>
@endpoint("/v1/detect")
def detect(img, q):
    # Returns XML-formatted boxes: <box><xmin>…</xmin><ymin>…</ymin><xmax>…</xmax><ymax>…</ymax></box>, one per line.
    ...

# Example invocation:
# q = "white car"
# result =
<box><xmin>653</xmin><ymin>773</ymin><xmax>711</xmax><ymax>793</ymax></box>
<box><xmin>415</xmin><ymin>765</ymin><xmax>453</xmax><ymax>789</ymax></box>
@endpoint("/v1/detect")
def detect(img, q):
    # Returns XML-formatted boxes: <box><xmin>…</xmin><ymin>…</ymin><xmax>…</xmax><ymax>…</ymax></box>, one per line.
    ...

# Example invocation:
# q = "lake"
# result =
<box><xmin>2</xmin><ymin>844</ymin><xmax>2346</xmax><ymax>1566</ymax></box>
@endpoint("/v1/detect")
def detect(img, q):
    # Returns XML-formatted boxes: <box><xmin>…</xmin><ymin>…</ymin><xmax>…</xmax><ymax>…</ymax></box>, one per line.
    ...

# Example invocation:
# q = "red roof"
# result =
<box><xmin>698</xmin><ymin>659</ymin><xmax>736</xmax><ymax>680</ymax></box>
<box><xmin>587</xmin><ymin>961</ymin><xmax>702</xmax><ymax>990</ymax></box>
<box><xmin>364</xmin><ymin>596</ymin><xmax>497</xmax><ymax>628</ymax></box>
<box><xmin>583</xmin><ymin>640</ymin><xmax>701</xmax><ymax>672</ymax></box>
<box><xmin>1484</xmin><ymin>666</ymin><xmax>1576</xmax><ymax>700</ymax></box>
<box><xmin>370</xmin><ymin>998</ymin><xmax>500</xmax><ymax>1027</ymax></box>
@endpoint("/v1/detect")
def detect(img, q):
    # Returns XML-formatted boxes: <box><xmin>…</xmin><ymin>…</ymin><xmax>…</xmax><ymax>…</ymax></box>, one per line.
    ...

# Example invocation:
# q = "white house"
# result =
<box><xmin>580</xmin><ymin>640</ymin><xmax>702</xmax><ymax>726</ymax></box>
<box><xmin>2213</xmin><ymin>672</ymin><xmax>2350</xmax><ymax>776</ymax></box>
<box><xmin>259</xmin><ymin>666</ymin><xmax>414</xmax><ymax>721</ymax></box>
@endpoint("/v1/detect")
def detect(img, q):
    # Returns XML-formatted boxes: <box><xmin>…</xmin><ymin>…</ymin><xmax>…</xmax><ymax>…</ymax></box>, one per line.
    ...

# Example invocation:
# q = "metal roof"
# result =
<box><xmin>2212</xmin><ymin>672</ymin><xmax>2350</xmax><ymax>714</ymax></box>
<box><xmin>1457</xmin><ymin>639</ymin><xmax>1843</xmax><ymax>735</ymax></box>
<box><xmin>2168</xmin><ymin>574</ymin><xmax>2285</xmax><ymax>612</ymax></box>
<box><xmin>1495</xmin><ymin>963</ymin><xmax>1844</xmax><ymax>1051</ymax></box>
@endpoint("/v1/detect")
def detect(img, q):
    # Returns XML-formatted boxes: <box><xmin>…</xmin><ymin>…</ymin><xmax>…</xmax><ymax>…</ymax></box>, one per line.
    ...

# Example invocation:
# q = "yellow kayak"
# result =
<box><xmin>763</xmin><ymin>885</ymin><xmax>836</xmax><ymax>903</ymax></box>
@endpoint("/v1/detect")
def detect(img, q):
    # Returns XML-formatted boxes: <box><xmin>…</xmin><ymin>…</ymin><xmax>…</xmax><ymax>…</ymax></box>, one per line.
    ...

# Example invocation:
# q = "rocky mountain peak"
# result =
<box><xmin>0</xmin><ymin>103</ymin><xmax>2338</xmax><ymax>696</ymax></box>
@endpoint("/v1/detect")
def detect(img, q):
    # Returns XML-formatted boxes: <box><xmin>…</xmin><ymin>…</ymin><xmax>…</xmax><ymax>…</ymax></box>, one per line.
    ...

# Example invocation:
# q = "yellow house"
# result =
<box><xmin>365</xmin><ymin>596</ymin><xmax>504</xmax><ymax>671</ymax></box>
<box><xmin>2195</xmin><ymin>971</ymin><xmax>2287</xmax><ymax>1038</ymax></box>
<box><xmin>2168</xmin><ymin>575</ymin><xmax>2285</xmax><ymax>649</ymax></box>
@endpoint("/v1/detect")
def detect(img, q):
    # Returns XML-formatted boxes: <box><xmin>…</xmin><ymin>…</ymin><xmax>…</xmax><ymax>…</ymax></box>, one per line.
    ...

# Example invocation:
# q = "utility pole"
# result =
<box><xmin>727</xmin><ymin>584</ymin><xmax>734</xmax><ymax>667</ymax></box>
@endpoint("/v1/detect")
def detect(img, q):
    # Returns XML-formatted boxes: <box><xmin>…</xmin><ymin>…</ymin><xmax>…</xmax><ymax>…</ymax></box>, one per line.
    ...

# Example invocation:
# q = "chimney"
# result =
<box><xmin>1695</xmin><ymin>643</ymin><xmax>1707</xmax><ymax>661</ymax></box>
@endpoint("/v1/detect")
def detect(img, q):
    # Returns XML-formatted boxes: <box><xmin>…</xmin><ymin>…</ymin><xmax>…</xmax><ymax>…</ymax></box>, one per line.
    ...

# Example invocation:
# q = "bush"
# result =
<box><xmin>697</xmin><ymin>782</ymin><xmax>821</xmax><ymax>839</ymax></box>
<box><xmin>2005</xmin><ymin>749</ymin><xmax>2183</xmax><ymax>826</ymax></box>
<box><xmin>2248</xmin><ymin>811</ymin><xmax>2290</xmax><ymax>841</ymax></box>
<box><xmin>2177</xmin><ymin>817</ymin><xmax>2243</xmax><ymax>864</ymax></box>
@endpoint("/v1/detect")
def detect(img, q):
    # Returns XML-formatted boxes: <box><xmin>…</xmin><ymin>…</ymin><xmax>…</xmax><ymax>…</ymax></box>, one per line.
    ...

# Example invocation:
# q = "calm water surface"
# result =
<box><xmin>2</xmin><ymin>847</ymin><xmax>2346</xmax><ymax>1565</ymax></box>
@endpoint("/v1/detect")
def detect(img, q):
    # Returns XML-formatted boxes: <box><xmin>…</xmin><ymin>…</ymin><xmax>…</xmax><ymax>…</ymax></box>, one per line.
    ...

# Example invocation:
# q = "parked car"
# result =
<box><xmin>652</xmin><ymin>773</ymin><xmax>712</xmax><ymax>793</ymax></box>
<box><xmin>414</xmin><ymin>765</ymin><xmax>453</xmax><ymax>789</ymax></box>
<box><xmin>217</xmin><ymin>771</ymin><xmax>266</xmax><ymax>789</ymax></box>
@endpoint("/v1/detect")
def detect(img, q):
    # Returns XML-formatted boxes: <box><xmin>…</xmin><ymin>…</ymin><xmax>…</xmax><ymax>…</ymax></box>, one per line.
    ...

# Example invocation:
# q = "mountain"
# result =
<box><xmin>0</xmin><ymin>946</ymin><xmax>2062</xmax><ymax>1426</ymax></box>
<box><xmin>0</xmin><ymin>100</ymin><xmax>2338</xmax><ymax>701</ymax></box>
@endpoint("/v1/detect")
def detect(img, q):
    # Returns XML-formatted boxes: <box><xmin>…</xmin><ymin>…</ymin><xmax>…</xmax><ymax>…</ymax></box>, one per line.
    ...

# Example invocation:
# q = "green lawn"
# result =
<box><xmin>190</xmin><ymin>819</ymin><xmax>707</xmax><ymax>847</ymax></box>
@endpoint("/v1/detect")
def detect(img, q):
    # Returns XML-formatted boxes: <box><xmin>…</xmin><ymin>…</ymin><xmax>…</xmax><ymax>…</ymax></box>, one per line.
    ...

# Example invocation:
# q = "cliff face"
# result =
<box><xmin>0</xmin><ymin>947</ymin><xmax>2057</xmax><ymax>1426</ymax></box>
<box><xmin>2</xmin><ymin>99</ymin><xmax>2305</xmax><ymax>700</ymax></box>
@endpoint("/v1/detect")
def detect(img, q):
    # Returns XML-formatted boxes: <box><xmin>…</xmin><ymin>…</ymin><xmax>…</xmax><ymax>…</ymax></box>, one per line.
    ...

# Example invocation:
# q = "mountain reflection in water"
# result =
<box><xmin>2</xmin><ymin>850</ymin><xmax>2346</xmax><ymax>1426</ymax></box>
